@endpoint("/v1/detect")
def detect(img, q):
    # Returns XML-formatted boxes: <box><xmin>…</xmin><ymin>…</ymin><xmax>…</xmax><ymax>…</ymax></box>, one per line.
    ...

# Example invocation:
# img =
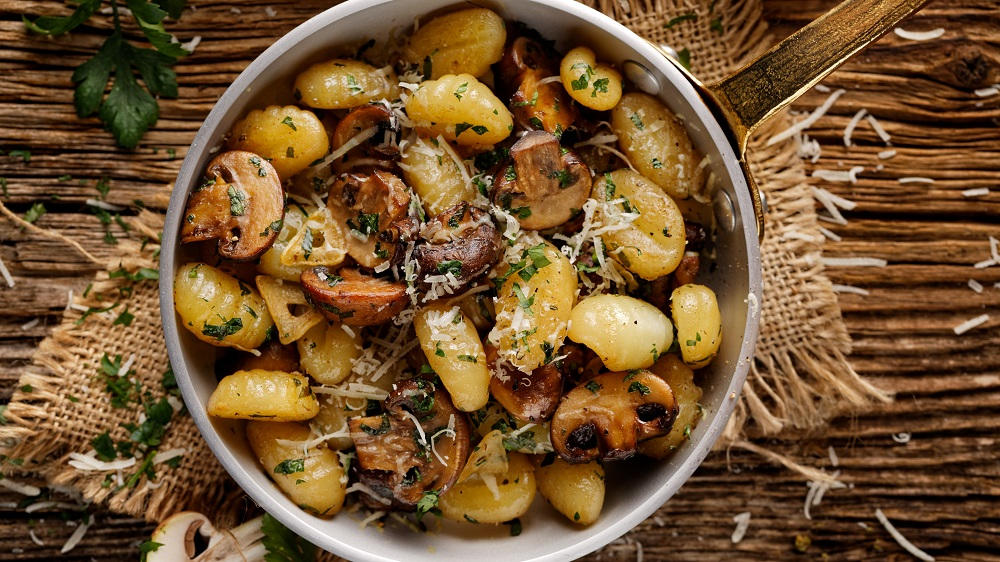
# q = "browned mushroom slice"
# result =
<box><xmin>550</xmin><ymin>370</ymin><xmax>677</xmax><ymax>463</ymax></box>
<box><xmin>232</xmin><ymin>340</ymin><xmax>300</xmax><ymax>373</ymax></box>
<box><xmin>486</xmin><ymin>344</ymin><xmax>563</xmax><ymax>423</ymax></box>
<box><xmin>181</xmin><ymin>150</ymin><xmax>284</xmax><ymax>261</ymax></box>
<box><xmin>349</xmin><ymin>378</ymin><xmax>471</xmax><ymax>510</ymax></box>
<box><xmin>492</xmin><ymin>131</ymin><xmax>592</xmax><ymax>230</ymax></box>
<box><xmin>327</xmin><ymin>170</ymin><xmax>413</xmax><ymax>268</ymax></box>
<box><xmin>300</xmin><ymin>267</ymin><xmax>409</xmax><ymax>326</ymax></box>
<box><xmin>413</xmin><ymin>203</ymin><xmax>502</xmax><ymax>291</ymax></box>
<box><xmin>330</xmin><ymin>104</ymin><xmax>400</xmax><ymax>173</ymax></box>
<box><xmin>498</xmin><ymin>37</ymin><xmax>577</xmax><ymax>136</ymax></box>
<box><xmin>672</xmin><ymin>253</ymin><xmax>700</xmax><ymax>287</ymax></box>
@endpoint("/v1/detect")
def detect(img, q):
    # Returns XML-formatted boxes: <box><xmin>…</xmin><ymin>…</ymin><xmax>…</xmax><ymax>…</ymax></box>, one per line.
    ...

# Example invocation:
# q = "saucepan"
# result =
<box><xmin>159</xmin><ymin>0</ymin><xmax>926</xmax><ymax>560</ymax></box>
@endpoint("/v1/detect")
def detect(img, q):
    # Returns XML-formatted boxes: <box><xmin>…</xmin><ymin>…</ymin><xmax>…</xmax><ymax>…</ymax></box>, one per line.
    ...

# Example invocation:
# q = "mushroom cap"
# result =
<box><xmin>330</xmin><ymin>103</ymin><xmax>400</xmax><ymax>173</ymax></box>
<box><xmin>181</xmin><ymin>150</ymin><xmax>285</xmax><ymax>261</ymax></box>
<box><xmin>492</xmin><ymin>131</ymin><xmax>592</xmax><ymax>230</ymax></box>
<box><xmin>550</xmin><ymin>370</ymin><xmax>678</xmax><ymax>463</ymax></box>
<box><xmin>486</xmin><ymin>343</ymin><xmax>564</xmax><ymax>423</ymax></box>
<box><xmin>349</xmin><ymin>378</ymin><xmax>471</xmax><ymax>510</ymax></box>
<box><xmin>498</xmin><ymin>37</ymin><xmax>577</xmax><ymax>135</ymax></box>
<box><xmin>300</xmin><ymin>266</ymin><xmax>409</xmax><ymax>326</ymax></box>
<box><xmin>413</xmin><ymin>203</ymin><xmax>503</xmax><ymax>291</ymax></box>
<box><xmin>147</xmin><ymin>511</ymin><xmax>216</xmax><ymax>561</ymax></box>
<box><xmin>327</xmin><ymin>170</ymin><xmax>412</xmax><ymax>269</ymax></box>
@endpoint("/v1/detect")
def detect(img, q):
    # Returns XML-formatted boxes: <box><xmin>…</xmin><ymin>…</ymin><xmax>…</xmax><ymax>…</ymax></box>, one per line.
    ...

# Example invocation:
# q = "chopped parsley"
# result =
<box><xmin>434</xmin><ymin>341</ymin><xmax>446</xmax><ymax>357</ymax></box>
<box><xmin>227</xmin><ymin>185</ymin><xmax>247</xmax><ymax>216</ymax></box>
<box><xmin>453</xmin><ymin>81</ymin><xmax>468</xmax><ymax>100</ymax></box>
<box><xmin>346</xmin><ymin>74</ymin><xmax>364</xmax><ymax>95</ymax></box>
<box><xmin>651</xmin><ymin>157</ymin><xmax>663</xmax><ymax>169</ymax></box>
<box><xmin>512</xmin><ymin>283</ymin><xmax>534</xmax><ymax>314</ymax></box>
<box><xmin>457</xmin><ymin>354</ymin><xmax>478</xmax><ymax>363</ymax></box>
<box><xmin>249</xmin><ymin>156</ymin><xmax>267</xmax><ymax>177</ymax></box>
<box><xmin>436</xmin><ymin>260</ymin><xmax>463</xmax><ymax>276</ymax></box>
<box><xmin>628</xmin><ymin>381</ymin><xmax>651</xmax><ymax>396</ymax></box>
<box><xmin>24</xmin><ymin>202</ymin><xmax>46</xmax><ymax>224</ymax></box>
<box><xmin>504</xmin><ymin>518</ymin><xmax>523</xmax><ymax>536</ymax></box>
<box><xmin>629</xmin><ymin>111</ymin><xmax>645</xmax><ymax>130</ymax></box>
<box><xmin>261</xmin><ymin>513</ymin><xmax>317</xmax><ymax>561</ymax></box>
<box><xmin>710</xmin><ymin>17</ymin><xmax>723</xmax><ymax>33</ymax></box>
<box><xmin>301</xmin><ymin>227</ymin><xmax>314</xmax><ymax>260</ymax></box>
<box><xmin>677</xmin><ymin>48</ymin><xmax>692</xmax><ymax>70</ymax></box>
<box><xmin>604</xmin><ymin>173</ymin><xmax>616</xmax><ymax>199</ymax></box>
<box><xmin>112</xmin><ymin>306</ymin><xmax>134</xmax><ymax>327</ymax></box>
<box><xmin>455</xmin><ymin>122</ymin><xmax>488</xmax><ymax>136</ymax></box>
<box><xmin>570</xmin><ymin>67</ymin><xmax>592</xmax><ymax>91</ymax></box>
<box><xmin>585</xmin><ymin>380</ymin><xmax>602</xmax><ymax>394</ymax></box>
<box><xmin>274</xmin><ymin>458</ymin><xmax>305</xmax><ymax>475</ymax></box>
<box><xmin>202</xmin><ymin>317</ymin><xmax>243</xmax><ymax>341</ymax></box>
<box><xmin>281</xmin><ymin>115</ymin><xmax>297</xmax><ymax>130</ymax></box>
<box><xmin>664</xmin><ymin>13</ymin><xmax>697</xmax><ymax>28</ymax></box>
<box><xmin>512</xmin><ymin>91</ymin><xmax>538</xmax><ymax>107</ymax></box>
<box><xmin>8</xmin><ymin>150</ymin><xmax>30</xmax><ymax>163</ymax></box>
<box><xmin>549</xmin><ymin>169</ymin><xmax>573</xmax><ymax>188</ymax></box>
<box><xmin>415</xmin><ymin>490</ymin><xmax>441</xmax><ymax>521</ymax></box>
<box><xmin>591</xmin><ymin>77</ymin><xmax>609</xmax><ymax>97</ymax></box>
<box><xmin>347</xmin><ymin>212</ymin><xmax>379</xmax><ymax>236</ymax></box>
<box><xmin>260</xmin><ymin>218</ymin><xmax>283</xmax><ymax>238</ymax></box>
<box><xmin>286</xmin><ymin>146</ymin><xmax>294</xmax><ymax>158</ymax></box>
<box><xmin>92</xmin><ymin>431</ymin><xmax>116</xmax><ymax>461</ymax></box>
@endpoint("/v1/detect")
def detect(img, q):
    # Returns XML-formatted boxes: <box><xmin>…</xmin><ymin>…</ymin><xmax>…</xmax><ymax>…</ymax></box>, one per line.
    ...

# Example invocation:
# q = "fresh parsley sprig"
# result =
<box><xmin>24</xmin><ymin>0</ymin><xmax>189</xmax><ymax>148</ymax></box>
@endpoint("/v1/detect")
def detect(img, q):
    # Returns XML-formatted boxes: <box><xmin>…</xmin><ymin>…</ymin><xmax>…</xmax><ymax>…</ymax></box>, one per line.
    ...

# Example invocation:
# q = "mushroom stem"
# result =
<box><xmin>148</xmin><ymin>512</ymin><xmax>268</xmax><ymax>562</ymax></box>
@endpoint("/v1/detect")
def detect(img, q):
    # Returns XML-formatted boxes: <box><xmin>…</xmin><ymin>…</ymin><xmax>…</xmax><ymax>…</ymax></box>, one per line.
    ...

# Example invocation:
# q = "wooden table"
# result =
<box><xmin>1</xmin><ymin>0</ymin><xmax>997</xmax><ymax>559</ymax></box>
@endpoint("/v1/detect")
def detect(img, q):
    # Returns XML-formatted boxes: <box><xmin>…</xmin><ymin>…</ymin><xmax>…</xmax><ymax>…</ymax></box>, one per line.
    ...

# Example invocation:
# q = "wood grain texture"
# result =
<box><xmin>1</xmin><ymin>0</ymin><xmax>998</xmax><ymax>560</ymax></box>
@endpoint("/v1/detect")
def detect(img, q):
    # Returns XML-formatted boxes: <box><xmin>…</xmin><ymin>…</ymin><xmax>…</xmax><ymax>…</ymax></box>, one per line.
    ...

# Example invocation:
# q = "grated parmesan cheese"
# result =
<box><xmin>968</xmin><ymin>279</ymin><xmax>984</xmax><ymax>293</ymax></box>
<box><xmin>892</xmin><ymin>432</ymin><xmax>911</xmax><ymax>444</ymax></box>
<box><xmin>843</xmin><ymin>108</ymin><xmax>868</xmax><ymax>146</ymax></box>
<box><xmin>264</xmin><ymin>6</ymin><xmax>277</xmax><ymax>17</ymax></box>
<box><xmin>85</xmin><ymin>199</ymin><xmax>126</xmax><ymax>212</ymax></box>
<box><xmin>313</xmin><ymin>126</ymin><xmax>378</xmax><ymax>174</ymax></box>
<box><xmin>899</xmin><ymin>177</ymin><xmax>934</xmax><ymax>184</ymax></box>
<box><xmin>877</xmin><ymin>149</ymin><xmax>897</xmax><ymax>160</ymax></box>
<box><xmin>953</xmin><ymin>313</ymin><xmax>989</xmax><ymax>335</ymax></box>
<box><xmin>961</xmin><ymin>188</ymin><xmax>990</xmax><ymax>197</ymax></box>
<box><xmin>990</xmin><ymin>236</ymin><xmax>1000</xmax><ymax>263</ymax></box>
<box><xmin>767</xmin><ymin>89</ymin><xmax>845</xmax><ymax>146</ymax></box>
<box><xmin>0</xmin><ymin>253</ymin><xmax>14</xmax><ymax>288</ymax></box>
<box><xmin>832</xmin><ymin>284</ymin><xmax>870</xmax><ymax>296</ymax></box>
<box><xmin>60</xmin><ymin>519</ymin><xmax>92</xmax><ymax>554</ymax></box>
<box><xmin>180</xmin><ymin>35</ymin><xmax>201</xmax><ymax>54</ymax></box>
<box><xmin>152</xmin><ymin>448</ymin><xmax>186</xmax><ymax>465</ymax></box>
<box><xmin>29</xmin><ymin>530</ymin><xmax>44</xmax><ymax>546</ymax></box>
<box><xmin>973</xmin><ymin>85</ymin><xmax>999</xmax><ymax>97</ymax></box>
<box><xmin>893</xmin><ymin>27</ymin><xmax>945</xmax><ymax>41</ymax></box>
<box><xmin>731</xmin><ymin>512</ymin><xmax>751</xmax><ymax>543</ymax></box>
<box><xmin>68</xmin><ymin>452</ymin><xmax>137</xmax><ymax>472</ymax></box>
<box><xmin>822</xmin><ymin>257</ymin><xmax>887</xmax><ymax>267</ymax></box>
<box><xmin>346</xmin><ymin>482</ymin><xmax>391</xmax><ymax>505</ymax></box>
<box><xmin>818</xmin><ymin>226</ymin><xmax>842</xmax><ymax>242</ymax></box>
<box><xmin>865</xmin><ymin>114</ymin><xmax>892</xmax><ymax>144</ymax></box>
<box><xmin>828</xmin><ymin>446</ymin><xmax>839</xmax><ymax>467</ymax></box>
<box><xmin>20</xmin><ymin>318</ymin><xmax>40</xmax><ymax>331</ymax></box>
<box><xmin>814</xmin><ymin>84</ymin><xmax>831</xmax><ymax>93</ymax></box>
<box><xmin>874</xmin><ymin>508</ymin><xmax>936</xmax><ymax>561</ymax></box>
<box><xmin>0</xmin><ymin>478</ymin><xmax>41</xmax><ymax>496</ymax></box>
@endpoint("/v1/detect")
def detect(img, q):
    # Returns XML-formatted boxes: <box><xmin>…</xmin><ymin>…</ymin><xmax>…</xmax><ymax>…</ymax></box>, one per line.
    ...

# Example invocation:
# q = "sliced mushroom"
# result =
<box><xmin>684</xmin><ymin>221</ymin><xmax>708</xmax><ymax>252</ymax></box>
<box><xmin>231</xmin><ymin>340</ymin><xmax>300</xmax><ymax>373</ymax></box>
<box><xmin>672</xmin><ymin>253</ymin><xmax>700</xmax><ymax>287</ymax></box>
<box><xmin>413</xmin><ymin>203</ymin><xmax>502</xmax><ymax>291</ymax></box>
<box><xmin>181</xmin><ymin>150</ymin><xmax>284</xmax><ymax>261</ymax></box>
<box><xmin>331</xmin><ymin>103</ymin><xmax>400</xmax><ymax>173</ymax></box>
<box><xmin>498</xmin><ymin>37</ymin><xmax>577</xmax><ymax>136</ymax></box>
<box><xmin>300</xmin><ymin>266</ymin><xmax>409</xmax><ymax>326</ymax></box>
<box><xmin>349</xmin><ymin>378</ymin><xmax>471</xmax><ymax>510</ymax></box>
<box><xmin>492</xmin><ymin>131</ymin><xmax>592</xmax><ymax>230</ymax></box>
<box><xmin>550</xmin><ymin>370</ymin><xmax>677</xmax><ymax>462</ymax></box>
<box><xmin>486</xmin><ymin>343</ymin><xmax>563</xmax><ymax>423</ymax></box>
<box><xmin>327</xmin><ymin>170</ymin><xmax>413</xmax><ymax>268</ymax></box>
<box><xmin>147</xmin><ymin>511</ymin><xmax>268</xmax><ymax>561</ymax></box>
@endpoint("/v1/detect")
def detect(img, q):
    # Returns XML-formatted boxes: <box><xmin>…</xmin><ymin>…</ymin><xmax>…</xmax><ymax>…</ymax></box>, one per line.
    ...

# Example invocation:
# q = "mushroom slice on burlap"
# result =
<box><xmin>486</xmin><ymin>343</ymin><xmax>563</xmax><ymax>423</ymax></box>
<box><xmin>348</xmin><ymin>378</ymin><xmax>471</xmax><ymax>511</ymax></box>
<box><xmin>300</xmin><ymin>266</ymin><xmax>408</xmax><ymax>326</ymax></box>
<box><xmin>413</xmin><ymin>203</ymin><xmax>502</xmax><ymax>291</ymax></box>
<box><xmin>327</xmin><ymin>170</ymin><xmax>413</xmax><ymax>268</ymax></box>
<box><xmin>498</xmin><ymin>37</ymin><xmax>577</xmax><ymax>136</ymax></box>
<box><xmin>550</xmin><ymin>370</ymin><xmax>677</xmax><ymax>463</ymax></box>
<box><xmin>492</xmin><ymin>131</ymin><xmax>591</xmax><ymax>230</ymax></box>
<box><xmin>181</xmin><ymin>150</ymin><xmax>284</xmax><ymax>261</ymax></box>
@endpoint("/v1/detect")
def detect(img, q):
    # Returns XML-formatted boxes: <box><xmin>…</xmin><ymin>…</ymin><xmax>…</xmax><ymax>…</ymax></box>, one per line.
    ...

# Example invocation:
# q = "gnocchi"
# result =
<box><xmin>207</xmin><ymin>370</ymin><xmax>319</xmax><ymax>421</ymax></box>
<box><xmin>174</xmin><ymin>263</ymin><xmax>273</xmax><ymax>352</ymax></box>
<box><xmin>567</xmin><ymin>294</ymin><xmax>673</xmax><ymax>371</ymax></box>
<box><xmin>246</xmin><ymin>421</ymin><xmax>347</xmax><ymax>517</ymax></box>
<box><xmin>593</xmin><ymin>169</ymin><xmax>687</xmax><ymax>280</ymax></box>
<box><xmin>228</xmin><ymin>105</ymin><xmax>328</xmax><ymax>180</ymax></box>
<box><xmin>414</xmin><ymin>303</ymin><xmax>490</xmax><ymax>412</ymax></box>
<box><xmin>293</xmin><ymin>59</ymin><xmax>398</xmax><ymax>109</ymax></box>
<box><xmin>671</xmin><ymin>284</ymin><xmax>722</xmax><ymax>368</ymax></box>
<box><xmin>179</xmin><ymin>7</ymin><xmax>724</xmax><ymax>532</ymax></box>
<box><xmin>611</xmin><ymin>93</ymin><xmax>705</xmax><ymax>200</ymax></box>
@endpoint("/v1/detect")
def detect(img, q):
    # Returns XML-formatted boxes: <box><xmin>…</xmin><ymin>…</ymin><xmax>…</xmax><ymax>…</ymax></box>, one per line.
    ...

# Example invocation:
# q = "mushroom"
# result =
<box><xmin>498</xmin><ymin>37</ymin><xmax>577</xmax><ymax>136</ymax></box>
<box><xmin>349</xmin><ymin>378</ymin><xmax>471</xmax><ymax>510</ymax></box>
<box><xmin>672</xmin><ymin>222</ymin><xmax>706</xmax><ymax>288</ymax></box>
<box><xmin>413</xmin><ymin>202</ymin><xmax>503</xmax><ymax>291</ymax></box>
<box><xmin>330</xmin><ymin>103</ymin><xmax>400</xmax><ymax>173</ymax></box>
<box><xmin>486</xmin><ymin>343</ymin><xmax>563</xmax><ymax>423</ymax></box>
<box><xmin>300</xmin><ymin>266</ymin><xmax>409</xmax><ymax>326</ymax></box>
<box><xmin>146</xmin><ymin>511</ymin><xmax>267</xmax><ymax>561</ymax></box>
<box><xmin>327</xmin><ymin>170</ymin><xmax>414</xmax><ymax>268</ymax></box>
<box><xmin>550</xmin><ymin>370</ymin><xmax>677</xmax><ymax>462</ymax></box>
<box><xmin>232</xmin><ymin>340</ymin><xmax>300</xmax><ymax>373</ymax></box>
<box><xmin>491</xmin><ymin>130</ymin><xmax>592</xmax><ymax>230</ymax></box>
<box><xmin>181</xmin><ymin>150</ymin><xmax>285</xmax><ymax>261</ymax></box>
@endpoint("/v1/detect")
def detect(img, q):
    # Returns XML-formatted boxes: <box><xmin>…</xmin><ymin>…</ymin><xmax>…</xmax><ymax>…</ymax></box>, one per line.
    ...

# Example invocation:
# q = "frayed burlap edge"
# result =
<box><xmin>0</xmin><ymin>209</ymin><xmax>242</xmax><ymax>523</ymax></box>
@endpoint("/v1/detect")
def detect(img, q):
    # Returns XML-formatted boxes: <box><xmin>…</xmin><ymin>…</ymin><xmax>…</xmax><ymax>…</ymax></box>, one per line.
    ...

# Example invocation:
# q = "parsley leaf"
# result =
<box><xmin>436</xmin><ymin>260</ymin><xmax>463</xmax><ymax>276</ymax></box>
<box><xmin>138</xmin><ymin>540</ymin><xmax>163</xmax><ymax>562</ymax></box>
<box><xmin>202</xmin><ymin>317</ymin><xmax>242</xmax><ymax>340</ymax></box>
<box><xmin>664</xmin><ymin>13</ymin><xmax>697</xmax><ymax>28</ymax></box>
<box><xmin>677</xmin><ymin>48</ymin><xmax>692</xmax><ymax>70</ymax></box>
<box><xmin>92</xmin><ymin>431</ymin><xmax>117</xmax><ymax>461</ymax></box>
<box><xmin>628</xmin><ymin>381</ymin><xmax>651</xmax><ymax>396</ymax></box>
<box><xmin>591</xmin><ymin>77</ymin><xmax>609</xmax><ymax>97</ymax></box>
<box><xmin>281</xmin><ymin>115</ymin><xmax>297</xmax><ymax>130</ymax></box>
<box><xmin>274</xmin><ymin>458</ymin><xmax>305</xmax><ymax>475</ymax></box>
<box><xmin>454</xmin><ymin>82</ymin><xmax>468</xmax><ymax>100</ymax></box>
<box><xmin>227</xmin><ymin>185</ymin><xmax>247</xmax><ymax>216</ymax></box>
<box><xmin>415</xmin><ymin>490</ymin><xmax>440</xmax><ymax>521</ymax></box>
<box><xmin>261</xmin><ymin>513</ymin><xmax>317</xmax><ymax>562</ymax></box>
<box><xmin>24</xmin><ymin>202</ymin><xmax>46</xmax><ymax>224</ymax></box>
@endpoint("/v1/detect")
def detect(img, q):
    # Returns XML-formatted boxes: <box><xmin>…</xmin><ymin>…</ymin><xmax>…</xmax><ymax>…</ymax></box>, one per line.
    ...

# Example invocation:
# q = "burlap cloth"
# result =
<box><xmin>0</xmin><ymin>0</ymin><xmax>889</xmax><ymax>529</ymax></box>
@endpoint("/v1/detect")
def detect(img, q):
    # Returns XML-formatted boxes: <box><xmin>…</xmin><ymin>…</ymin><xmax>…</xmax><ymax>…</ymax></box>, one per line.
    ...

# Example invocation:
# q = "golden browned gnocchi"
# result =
<box><xmin>179</xmin><ymin>6</ymin><xmax>725</xmax><ymax>531</ymax></box>
<box><xmin>611</xmin><ymin>92</ymin><xmax>705</xmax><ymax>200</ymax></box>
<box><xmin>405</xmin><ymin>74</ymin><xmax>513</xmax><ymax>147</ymax></box>
<box><xmin>671</xmin><ymin>284</ymin><xmax>722</xmax><ymax>368</ymax></box>
<box><xmin>293</xmin><ymin>59</ymin><xmax>398</xmax><ymax>109</ymax></box>
<box><xmin>593</xmin><ymin>169</ymin><xmax>687</xmax><ymax>280</ymax></box>
<box><xmin>559</xmin><ymin>47</ymin><xmax>623</xmax><ymax>111</ymax></box>
<box><xmin>174</xmin><ymin>262</ymin><xmax>273</xmax><ymax>351</ymax></box>
<box><xmin>404</xmin><ymin>8</ymin><xmax>506</xmax><ymax>80</ymax></box>
<box><xmin>207</xmin><ymin>370</ymin><xmax>319</xmax><ymax>421</ymax></box>
<box><xmin>246</xmin><ymin>421</ymin><xmax>347</xmax><ymax>517</ymax></box>
<box><xmin>228</xmin><ymin>105</ymin><xmax>328</xmax><ymax>179</ymax></box>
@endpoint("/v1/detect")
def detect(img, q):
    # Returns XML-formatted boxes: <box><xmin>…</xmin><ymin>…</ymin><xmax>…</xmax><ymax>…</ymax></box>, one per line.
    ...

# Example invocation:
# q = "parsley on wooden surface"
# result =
<box><xmin>24</xmin><ymin>0</ymin><xmax>190</xmax><ymax>148</ymax></box>
<box><xmin>261</xmin><ymin>513</ymin><xmax>317</xmax><ymax>561</ymax></box>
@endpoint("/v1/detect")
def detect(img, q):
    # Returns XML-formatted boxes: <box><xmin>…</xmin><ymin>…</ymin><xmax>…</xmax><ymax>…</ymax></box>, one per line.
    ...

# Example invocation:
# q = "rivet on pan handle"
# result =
<box><xmin>653</xmin><ymin>0</ymin><xmax>931</xmax><ymax>242</ymax></box>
